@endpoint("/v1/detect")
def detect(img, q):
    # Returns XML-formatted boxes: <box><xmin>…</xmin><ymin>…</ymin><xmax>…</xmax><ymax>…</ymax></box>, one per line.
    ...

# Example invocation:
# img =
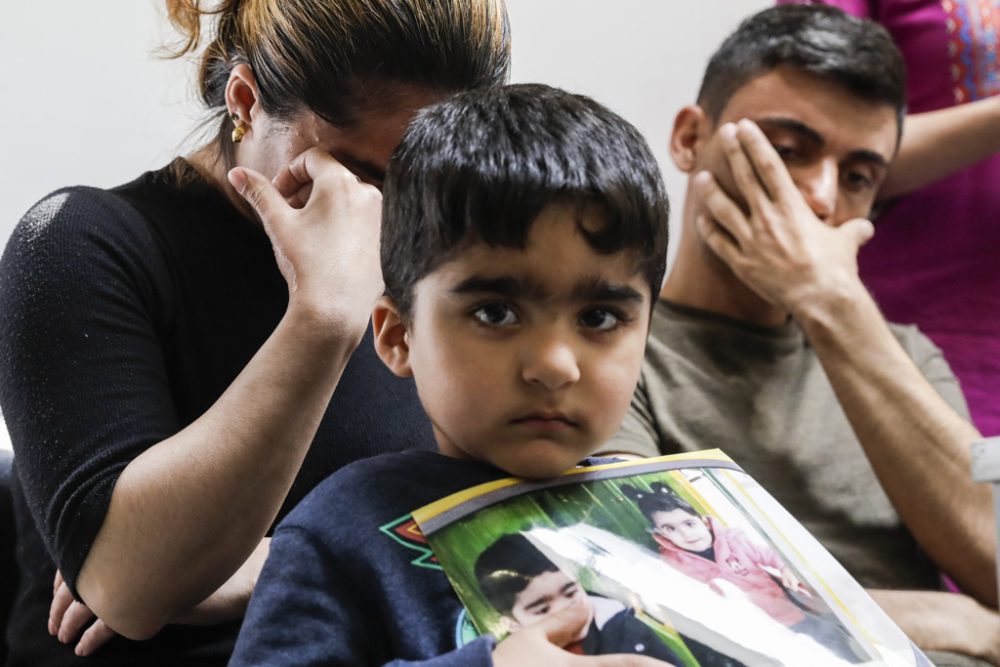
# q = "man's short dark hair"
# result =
<box><xmin>474</xmin><ymin>532</ymin><xmax>560</xmax><ymax>615</ymax></box>
<box><xmin>381</xmin><ymin>83</ymin><xmax>670</xmax><ymax>316</ymax></box>
<box><xmin>697</xmin><ymin>5</ymin><xmax>906</xmax><ymax>130</ymax></box>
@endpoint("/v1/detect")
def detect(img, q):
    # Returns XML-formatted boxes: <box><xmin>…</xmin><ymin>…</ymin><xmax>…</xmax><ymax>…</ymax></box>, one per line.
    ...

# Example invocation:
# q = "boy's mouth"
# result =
<box><xmin>510</xmin><ymin>411</ymin><xmax>578</xmax><ymax>430</ymax></box>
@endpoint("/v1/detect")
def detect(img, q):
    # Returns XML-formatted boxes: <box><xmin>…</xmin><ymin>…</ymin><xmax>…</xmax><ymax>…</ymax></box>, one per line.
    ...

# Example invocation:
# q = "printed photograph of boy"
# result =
<box><xmin>623</xmin><ymin>482</ymin><xmax>864</xmax><ymax>662</ymax></box>
<box><xmin>474</xmin><ymin>532</ymin><xmax>684</xmax><ymax>662</ymax></box>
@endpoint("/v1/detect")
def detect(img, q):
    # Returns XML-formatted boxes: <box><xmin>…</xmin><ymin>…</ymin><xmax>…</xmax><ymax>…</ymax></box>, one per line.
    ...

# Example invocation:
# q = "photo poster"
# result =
<box><xmin>412</xmin><ymin>450</ymin><xmax>930</xmax><ymax>667</ymax></box>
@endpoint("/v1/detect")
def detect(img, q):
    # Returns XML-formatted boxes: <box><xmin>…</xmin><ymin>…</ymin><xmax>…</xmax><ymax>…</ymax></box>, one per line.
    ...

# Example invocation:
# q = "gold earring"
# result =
<box><xmin>230</xmin><ymin>113</ymin><xmax>246</xmax><ymax>143</ymax></box>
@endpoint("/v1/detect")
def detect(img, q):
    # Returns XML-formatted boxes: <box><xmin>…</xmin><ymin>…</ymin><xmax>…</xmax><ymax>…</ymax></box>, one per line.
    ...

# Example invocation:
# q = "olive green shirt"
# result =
<box><xmin>607</xmin><ymin>300</ymin><xmax>970</xmax><ymax>591</ymax></box>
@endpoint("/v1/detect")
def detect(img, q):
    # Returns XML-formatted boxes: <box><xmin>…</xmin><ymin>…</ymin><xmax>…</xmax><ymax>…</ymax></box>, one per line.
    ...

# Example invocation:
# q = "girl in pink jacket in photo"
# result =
<box><xmin>622</xmin><ymin>483</ymin><xmax>862</xmax><ymax>661</ymax></box>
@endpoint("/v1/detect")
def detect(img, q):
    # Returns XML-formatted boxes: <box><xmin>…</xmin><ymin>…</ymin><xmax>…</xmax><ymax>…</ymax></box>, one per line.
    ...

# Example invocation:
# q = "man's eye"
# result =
<box><xmin>772</xmin><ymin>144</ymin><xmax>797</xmax><ymax>160</ymax></box>
<box><xmin>472</xmin><ymin>303</ymin><xmax>518</xmax><ymax>326</ymax></box>
<box><xmin>579</xmin><ymin>308</ymin><xmax>624</xmax><ymax>332</ymax></box>
<box><xmin>843</xmin><ymin>170</ymin><xmax>875</xmax><ymax>192</ymax></box>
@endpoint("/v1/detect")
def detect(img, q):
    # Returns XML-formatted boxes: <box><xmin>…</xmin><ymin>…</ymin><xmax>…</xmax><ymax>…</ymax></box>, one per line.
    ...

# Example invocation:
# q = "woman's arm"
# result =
<box><xmin>73</xmin><ymin>150</ymin><xmax>384</xmax><ymax>639</ymax></box>
<box><xmin>879</xmin><ymin>96</ymin><xmax>1000</xmax><ymax>199</ymax></box>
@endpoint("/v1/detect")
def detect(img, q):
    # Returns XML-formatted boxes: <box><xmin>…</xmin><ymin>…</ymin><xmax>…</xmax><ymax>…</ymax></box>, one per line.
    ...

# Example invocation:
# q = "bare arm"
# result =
<box><xmin>76</xmin><ymin>149</ymin><xmax>384</xmax><ymax>638</ymax></box>
<box><xmin>880</xmin><ymin>95</ymin><xmax>1000</xmax><ymax>198</ymax></box>
<box><xmin>695</xmin><ymin>119</ymin><xmax>997</xmax><ymax>606</ymax></box>
<box><xmin>869</xmin><ymin>589</ymin><xmax>1000</xmax><ymax>663</ymax></box>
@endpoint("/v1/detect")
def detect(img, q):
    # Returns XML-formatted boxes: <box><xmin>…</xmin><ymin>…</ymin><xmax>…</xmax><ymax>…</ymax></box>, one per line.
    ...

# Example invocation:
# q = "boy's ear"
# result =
<box><xmin>498</xmin><ymin>616</ymin><xmax>519</xmax><ymax>635</ymax></box>
<box><xmin>669</xmin><ymin>105</ymin><xmax>711</xmax><ymax>173</ymax></box>
<box><xmin>372</xmin><ymin>295</ymin><xmax>413</xmax><ymax>378</ymax></box>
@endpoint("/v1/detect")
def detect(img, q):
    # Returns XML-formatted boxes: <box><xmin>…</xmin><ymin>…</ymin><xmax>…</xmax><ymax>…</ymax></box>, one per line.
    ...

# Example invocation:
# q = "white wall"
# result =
<box><xmin>0</xmin><ymin>0</ymin><xmax>769</xmax><ymax>450</ymax></box>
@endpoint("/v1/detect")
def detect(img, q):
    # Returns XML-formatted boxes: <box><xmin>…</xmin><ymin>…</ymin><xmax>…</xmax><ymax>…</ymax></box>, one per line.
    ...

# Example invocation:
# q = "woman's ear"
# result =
<box><xmin>372</xmin><ymin>295</ymin><xmax>413</xmax><ymax>378</ymax></box>
<box><xmin>224</xmin><ymin>63</ymin><xmax>261</xmax><ymax>133</ymax></box>
<box><xmin>669</xmin><ymin>105</ymin><xmax>711</xmax><ymax>173</ymax></box>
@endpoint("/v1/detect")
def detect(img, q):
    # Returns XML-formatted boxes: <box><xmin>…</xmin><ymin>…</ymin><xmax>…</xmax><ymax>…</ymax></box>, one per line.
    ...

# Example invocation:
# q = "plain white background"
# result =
<box><xmin>0</xmin><ymin>0</ymin><xmax>770</xmax><ymax>450</ymax></box>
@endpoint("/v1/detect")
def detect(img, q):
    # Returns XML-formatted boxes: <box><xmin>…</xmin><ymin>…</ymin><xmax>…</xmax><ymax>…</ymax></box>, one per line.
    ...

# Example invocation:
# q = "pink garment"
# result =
<box><xmin>654</xmin><ymin>517</ymin><xmax>805</xmax><ymax>626</ymax></box>
<box><xmin>778</xmin><ymin>0</ymin><xmax>1000</xmax><ymax>435</ymax></box>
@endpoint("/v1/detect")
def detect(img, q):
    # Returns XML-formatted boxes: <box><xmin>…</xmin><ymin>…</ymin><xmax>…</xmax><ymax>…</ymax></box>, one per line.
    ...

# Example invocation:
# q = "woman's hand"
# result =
<box><xmin>491</xmin><ymin>604</ymin><xmax>676</xmax><ymax>667</ymax></box>
<box><xmin>49</xmin><ymin>570</ymin><xmax>117</xmax><ymax>657</ymax></box>
<box><xmin>49</xmin><ymin>539</ymin><xmax>270</xmax><ymax>656</ymax></box>
<box><xmin>228</xmin><ymin>148</ymin><xmax>384</xmax><ymax>341</ymax></box>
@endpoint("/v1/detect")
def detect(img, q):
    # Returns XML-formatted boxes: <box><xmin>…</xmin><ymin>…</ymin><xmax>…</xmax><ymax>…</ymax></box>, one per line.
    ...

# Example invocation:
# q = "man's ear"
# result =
<box><xmin>224</xmin><ymin>63</ymin><xmax>261</xmax><ymax>134</ymax></box>
<box><xmin>372</xmin><ymin>295</ymin><xmax>413</xmax><ymax>378</ymax></box>
<box><xmin>669</xmin><ymin>105</ymin><xmax>711</xmax><ymax>173</ymax></box>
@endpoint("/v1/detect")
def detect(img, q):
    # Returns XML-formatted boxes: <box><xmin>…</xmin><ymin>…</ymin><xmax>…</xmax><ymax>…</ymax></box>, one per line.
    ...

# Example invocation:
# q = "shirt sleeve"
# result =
<box><xmin>599</xmin><ymin>373</ymin><xmax>663</xmax><ymax>458</ymax></box>
<box><xmin>774</xmin><ymin>0</ymin><xmax>874</xmax><ymax>19</ymax></box>
<box><xmin>229</xmin><ymin>524</ymin><xmax>496</xmax><ymax>667</ymax></box>
<box><xmin>0</xmin><ymin>188</ymin><xmax>179</xmax><ymax>594</ymax></box>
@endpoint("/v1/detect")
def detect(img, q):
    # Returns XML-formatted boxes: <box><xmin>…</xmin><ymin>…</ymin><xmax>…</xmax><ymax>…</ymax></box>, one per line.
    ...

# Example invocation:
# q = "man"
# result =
<box><xmin>606</xmin><ymin>6</ymin><xmax>999</xmax><ymax>664</ymax></box>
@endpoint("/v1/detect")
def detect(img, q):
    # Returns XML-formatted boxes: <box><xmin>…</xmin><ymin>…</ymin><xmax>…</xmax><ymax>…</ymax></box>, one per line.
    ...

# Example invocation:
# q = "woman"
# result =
<box><xmin>0</xmin><ymin>1</ymin><xmax>509</xmax><ymax>664</ymax></box>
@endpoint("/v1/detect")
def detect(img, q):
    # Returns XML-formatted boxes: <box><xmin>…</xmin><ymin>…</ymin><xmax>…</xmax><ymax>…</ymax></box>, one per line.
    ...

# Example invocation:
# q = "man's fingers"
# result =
<box><xmin>696</xmin><ymin>215</ymin><xmax>743</xmax><ymax>272</ymax></box>
<box><xmin>57</xmin><ymin>600</ymin><xmax>95</xmax><ymax>644</ymax></box>
<box><xmin>719</xmin><ymin>123</ymin><xmax>772</xmax><ymax>215</ymax></box>
<box><xmin>841</xmin><ymin>218</ymin><xmax>875</xmax><ymax>249</ymax></box>
<box><xmin>735</xmin><ymin>119</ymin><xmax>797</xmax><ymax>200</ymax></box>
<box><xmin>694</xmin><ymin>171</ymin><xmax>752</xmax><ymax>246</ymax></box>
<box><xmin>75</xmin><ymin>619</ymin><xmax>117</xmax><ymax>657</ymax></box>
<box><xmin>48</xmin><ymin>581</ymin><xmax>74</xmax><ymax>636</ymax></box>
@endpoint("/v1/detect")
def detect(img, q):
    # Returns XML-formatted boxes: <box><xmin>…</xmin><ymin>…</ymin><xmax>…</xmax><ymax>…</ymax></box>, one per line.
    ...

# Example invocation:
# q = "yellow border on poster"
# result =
<box><xmin>412</xmin><ymin>449</ymin><xmax>733</xmax><ymax>525</ymax></box>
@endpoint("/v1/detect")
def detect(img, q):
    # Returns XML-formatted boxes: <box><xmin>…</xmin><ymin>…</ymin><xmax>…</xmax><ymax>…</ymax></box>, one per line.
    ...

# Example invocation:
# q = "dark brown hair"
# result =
<box><xmin>165</xmin><ymin>0</ymin><xmax>511</xmax><ymax>166</ymax></box>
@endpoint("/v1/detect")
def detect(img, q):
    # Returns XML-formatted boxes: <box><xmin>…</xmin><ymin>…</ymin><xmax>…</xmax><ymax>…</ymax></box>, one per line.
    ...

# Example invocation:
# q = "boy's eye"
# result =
<box><xmin>472</xmin><ymin>303</ymin><xmax>518</xmax><ymax>327</ymax></box>
<box><xmin>579</xmin><ymin>308</ymin><xmax>624</xmax><ymax>332</ymax></box>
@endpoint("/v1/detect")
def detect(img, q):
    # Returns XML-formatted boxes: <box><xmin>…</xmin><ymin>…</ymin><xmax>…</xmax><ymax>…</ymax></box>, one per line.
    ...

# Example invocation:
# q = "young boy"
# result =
<box><xmin>474</xmin><ymin>532</ymin><xmax>684</xmax><ymax>662</ymax></box>
<box><xmin>228</xmin><ymin>83</ymin><xmax>671</xmax><ymax>666</ymax></box>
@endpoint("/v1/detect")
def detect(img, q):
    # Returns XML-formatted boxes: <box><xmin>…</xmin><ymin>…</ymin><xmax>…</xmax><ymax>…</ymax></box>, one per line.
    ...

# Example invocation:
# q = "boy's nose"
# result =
<box><xmin>521</xmin><ymin>336</ymin><xmax>581</xmax><ymax>390</ymax></box>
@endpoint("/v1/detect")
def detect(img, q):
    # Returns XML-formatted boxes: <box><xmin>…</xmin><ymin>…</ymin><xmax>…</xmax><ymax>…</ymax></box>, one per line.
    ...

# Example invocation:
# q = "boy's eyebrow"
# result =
<box><xmin>450</xmin><ymin>274</ymin><xmax>645</xmax><ymax>305</ymax></box>
<box><xmin>755</xmin><ymin>117</ymin><xmax>890</xmax><ymax>167</ymax></box>
<box><xmin>570</xmin><ymin>275</ymin><xmax>645</xmax><ymax>305</ymax></box>
<box><xmin>522</xmin><ymin>581</ymin><xmax>579</xmax><ymax>612</ymax></box>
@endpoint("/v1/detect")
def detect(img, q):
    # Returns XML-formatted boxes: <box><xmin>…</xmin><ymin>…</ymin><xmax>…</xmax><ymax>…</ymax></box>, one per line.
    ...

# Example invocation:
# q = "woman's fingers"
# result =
<box><xmin>57</xmin><ymin>600</ymin><xmax>96</xmax><ymax>644</ymax></box>
<box><xmin>228</xmin><ymin>167</ymin><xmax>287</xmax><ymax>227</ymax></box>
<box><xmin>75</xmin><ymin>619</ymin><xmax>118</xmax><ymax>657</ymax></box>
<box><xmin>48</xmin><ymin>579</ymin><xmax>75</xmax><ymax>636</ymax></box>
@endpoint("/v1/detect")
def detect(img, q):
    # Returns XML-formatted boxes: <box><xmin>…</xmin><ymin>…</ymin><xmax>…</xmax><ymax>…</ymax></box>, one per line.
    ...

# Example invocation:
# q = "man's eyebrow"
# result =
<box><xmin>756</xmin><ymin>117</ymin><xmax>890</xmax><ymax>167</ymax></box>
<box><xmin>756</xmin><ymin>117</ymin><xmax>824</xmax><ymax>148</ymax></box>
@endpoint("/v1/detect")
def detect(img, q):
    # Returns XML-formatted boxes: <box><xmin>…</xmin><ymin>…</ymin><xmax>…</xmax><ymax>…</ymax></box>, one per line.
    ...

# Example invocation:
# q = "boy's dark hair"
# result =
<box><xmin>622</xmin><ymin>482</ymin><xmax>699</xmax><ymax>523</ymax></box>
<box><xmin>475</xmin><ymin>532</ymin><xmax>561</xmax><ymax>615</ymax></box>
<box><xmin>697</xmin><ymin>5</ymin><xmax>906</xmax><ymax>131</ymax></box>
<box><xmin>381</xmin><ymin>83</ymin><xmax>670</xmax><ymax>316</ymax></box>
